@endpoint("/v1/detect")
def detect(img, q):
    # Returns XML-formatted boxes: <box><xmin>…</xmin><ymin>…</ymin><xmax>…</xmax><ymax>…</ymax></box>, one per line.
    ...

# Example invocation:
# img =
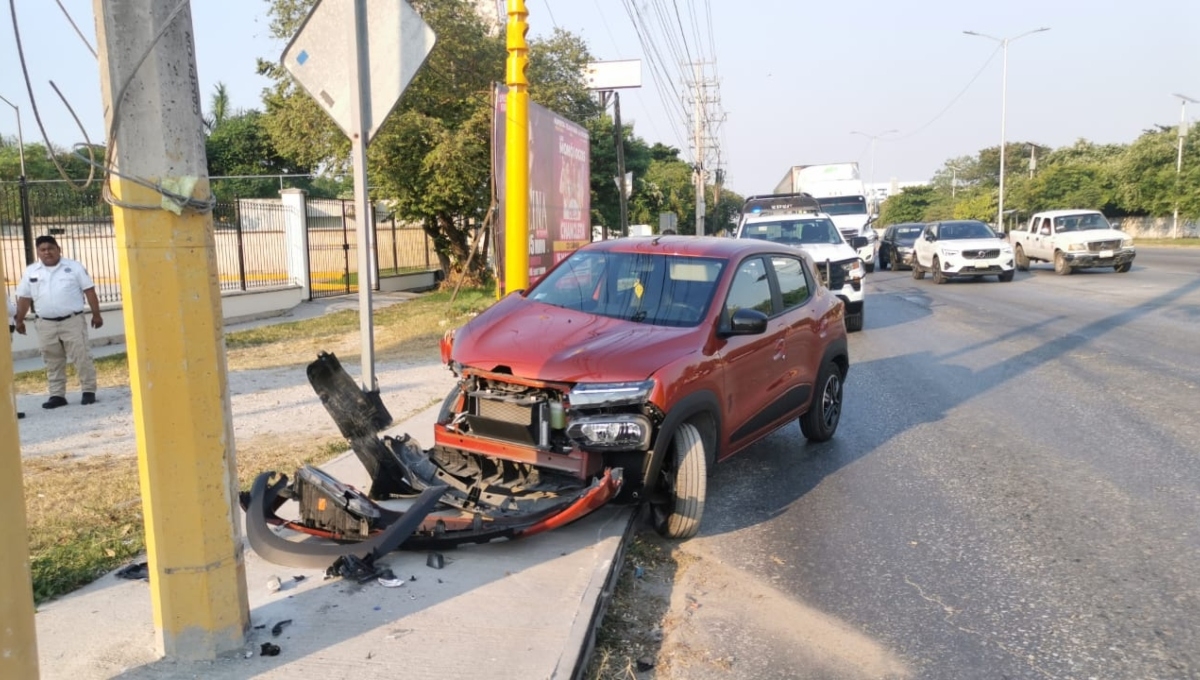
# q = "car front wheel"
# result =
<box><xmin>800</xmin><ymin>359</ymin><xmax>843</xmax><ymax>442</ymax></box>
<box><xmin>1054</xmin><ymin>251</ymin><xmax>1072</xmax><ymax>276</ymax></box>
<box><xmin>932</xmin><ymin>256</ymin><xmax>947</xmax><ymax>284</ymax></box>
<box><xmin>999</xmin><ymin>270</ymin><xmax>1014</xmax><ymax>282</ymax></box>
<box><xmin>1115</xmin><ymin>261</ymin><xmax>1132</xmax><ymax>273</ymax></box>
<box><xmin>912</xmin><ymin>257</ymin><xmax>925</xmax><ymax>280</ymax></box>
<box><xmin>653</xmin><ymin>422</ymin><xmax>707</xmax><ymax>540</ymax></box>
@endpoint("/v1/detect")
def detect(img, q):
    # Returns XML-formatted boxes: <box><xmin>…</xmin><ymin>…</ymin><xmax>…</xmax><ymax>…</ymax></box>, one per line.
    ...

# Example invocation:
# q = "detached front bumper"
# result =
<box><xmin>241</xmin><ymin>352</ymin><xmax>623</xmax><ymax>568</ymax></box>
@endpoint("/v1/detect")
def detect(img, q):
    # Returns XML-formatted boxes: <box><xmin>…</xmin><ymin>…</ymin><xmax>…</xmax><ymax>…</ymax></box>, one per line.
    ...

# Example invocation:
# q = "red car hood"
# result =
<box><xmin>451</xmin><ymin>296</ymin><xmax>703</xmax><ymax>383</ymax></box>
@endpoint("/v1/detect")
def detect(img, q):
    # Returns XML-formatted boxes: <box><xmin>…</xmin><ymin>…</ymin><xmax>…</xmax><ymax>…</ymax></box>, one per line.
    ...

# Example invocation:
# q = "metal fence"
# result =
<box><xmin>1</xmin><ymin>180</ymin><xmax>291</xmax><ymax>302</ymax></box>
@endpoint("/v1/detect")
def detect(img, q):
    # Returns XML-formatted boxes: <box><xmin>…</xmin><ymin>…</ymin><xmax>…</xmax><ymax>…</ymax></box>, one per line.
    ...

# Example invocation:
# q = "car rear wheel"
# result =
<box><xmin>1054</xmin><ymin>251</ymin><xmax>1072</xmax><ymax>275</ymax></box>
<box><xmin>800</xmin><ymin>359</ymin><xmax>843</xmax><ymax>443</ymax></box>
<box><xmin>653</xmin><ymin>422</ymin><xmax>707</xmax><ymax>540</ymax></box>
<box><xmin>932</xmin><ymin>256</ymin><xmax>947</xmax><ymax>284</ymax></box>
<box><xmin>912</xmin><ymin>257</ymin><xmax>925</xmax><ymax>280</ymax></box>
<box><xmin>1015</xmin><ymin>244</ymin><xmax>1030</xmax><ymax>271</ymax></box>
<box><xmin>1115</xmin><ymin>261</ymin><xmax>1132</xmax><ymax>273</ymax></box>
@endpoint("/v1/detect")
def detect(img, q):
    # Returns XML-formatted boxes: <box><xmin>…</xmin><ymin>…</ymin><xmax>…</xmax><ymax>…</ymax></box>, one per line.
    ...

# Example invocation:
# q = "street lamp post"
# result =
<box><xmin>0</xmin><ymin>94</ymin><xmax>27</xmax><ymax>178</ymax></box>
<box><xmin>1172</xmin><ymin>93</ymin><xmax>1197</xmax><ymax>239</ymax></box>
<box><xmin>851</xmin><ymin>129</ymin><xmax>898</xmax><ymax>213</ymax></box>
<box><xmin>964</xmin><ymin>27</ymin><xmax>1050</xmax><ymax>233</ymax></box>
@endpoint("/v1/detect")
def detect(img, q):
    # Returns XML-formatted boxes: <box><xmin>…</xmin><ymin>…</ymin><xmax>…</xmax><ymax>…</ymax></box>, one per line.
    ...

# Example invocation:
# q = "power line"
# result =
<box><xmin>886</xmin><ymin>46</ymin><xmax>1001</xmax><ymax>142</ymax></box>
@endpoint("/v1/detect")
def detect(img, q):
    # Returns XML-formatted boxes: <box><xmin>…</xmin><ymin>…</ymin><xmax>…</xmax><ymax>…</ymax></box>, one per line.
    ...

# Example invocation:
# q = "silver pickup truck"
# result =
<box><xmin>1009</xmin><ymin>210</ymin><xmax>1136</xmax><ymax>275</ymax></box>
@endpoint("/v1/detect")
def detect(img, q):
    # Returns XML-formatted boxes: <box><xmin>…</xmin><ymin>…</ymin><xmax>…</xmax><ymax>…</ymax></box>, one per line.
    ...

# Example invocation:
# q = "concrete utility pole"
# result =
<box><xmin>1172</xmin><ymin>93</ymin><xmax>1197</xmax><ymax>239</ymax></box>
<box><xmin>504</xmin><ymin>0</ymin><xmax>530</xmax><ymax>293</ymax></box>
<box><xmin>612</xmin><ymin>91</ymin><xmax>629</xmax><ymax>236</ymax></box>
<box><xmin>693</xmin><ymin>63</ymin><xmax>706</xmax><ymax>236</ymax></box>
<box><xmin>94</xmin><ymin>0</ymin><xmax>249</xmax><ymax>660</ymax></box>
<box><xmin>0</xmin><ymin>284</ymin><xmax>38</xmax><ymax>680</ymax></box>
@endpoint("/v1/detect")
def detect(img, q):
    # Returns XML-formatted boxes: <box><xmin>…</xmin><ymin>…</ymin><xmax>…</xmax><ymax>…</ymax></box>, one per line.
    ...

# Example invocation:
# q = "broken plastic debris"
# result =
<box><xmin>636</xmin><ymin>656</ymin><xmax>656</xmax><ymax>671</ymax></box>
<box><xmin>260</xmin><ymin>642</ymin><xmax>281</xmax><ymax>657</ymax></box>
<box><xmin>634</xmin><ymin>566</ymin><xmax>645</xmax><ymax>579</ymax></box>
<box><xmin>266</xmin><ymin>576</ymin><xmax>283</xmax><ymax>593</ymax></box>
<box><xmin>271</xmin><ymin>619</ymin><xmax>292</xmax><ymax>637</ymax></box>
<box><xmin>115</xmin><ymin>562</ymin><xmax>150</xmax><ymax>581</ymax></box>
<box><xmin>378</xmin><ymin>569</ymin><xmax>406</xmax><ymax>588</ymax></box>
<box><xmin>426</xmin><ymin>553</ymin><xmax>445</xmax><ymax>569</ymax></box>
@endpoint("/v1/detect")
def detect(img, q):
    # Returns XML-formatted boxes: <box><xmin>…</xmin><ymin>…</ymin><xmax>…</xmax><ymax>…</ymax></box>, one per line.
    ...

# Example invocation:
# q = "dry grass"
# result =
<box><xmin>585</xmin><ymin>530</ymin><xmax>683</xmax><ymax>679</ymax></box>
<box><xmin>19</xmin><ymin>287</ymin><xmax>495</xmax><ymax>603</ymax></box>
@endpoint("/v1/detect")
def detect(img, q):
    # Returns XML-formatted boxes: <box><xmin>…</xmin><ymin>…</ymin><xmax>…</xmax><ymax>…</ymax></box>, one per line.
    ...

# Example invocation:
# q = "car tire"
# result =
<box><xmin>1015</xmin><ymin>244</ymin><xmax>1030</xmax><ymax>271</ymax></box>
<box><xmin>932</xmin><ymin>256</ymin><xmax>947</xmax><ymax>284</ymax></box>
<box><xmin>864</xmin><ymin>261</ymin><xmax>875</xmax><ymax>274</ymax></box>
<box><xmin>800</xmin><ymin>359</ymin><xmax>843</xmax><ymax>443</ymax></box>
<box><xmin>1054</xmin><ymin>250</ymin><xmax>1072</xmax><ymax>276</ymax></box>
<box><xmin>653</xmin><ymin>422</ymin><xmax>707</xmax><ymax>540</ymax></box>
<box><xmin>912</xmin><ymin>257</ymin><xmax>925</xmax><ymax>280</ymax></box>
<box><xmin>999</xmin><ymin>270</ymin><xmax>1014</xmax><ymax>282</ymax></box>
<box><xmin>1115</xmin><ymin>261</ymin><xmax>1132</xmax><ymax>273</ymax></box>
<box><xmin>878</xmin><ymin>250</ymin><xmax>889</xmax><ymax>271</ymax></box>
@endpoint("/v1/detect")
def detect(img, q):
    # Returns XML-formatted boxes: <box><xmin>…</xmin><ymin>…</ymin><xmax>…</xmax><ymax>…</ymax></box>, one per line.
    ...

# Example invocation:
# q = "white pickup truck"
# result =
<box><xmin>1009</xmin><ymin>210</ymin><xmax>1136</xmax><ymax>275</ymax></box>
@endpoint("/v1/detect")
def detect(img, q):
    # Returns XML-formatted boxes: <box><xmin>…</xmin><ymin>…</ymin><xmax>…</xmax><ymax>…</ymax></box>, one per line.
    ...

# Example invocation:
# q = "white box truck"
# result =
<box><xmin>776</xmin><ymin>163</ymin><xmax>878</xmax><ymax>271</ymax></box>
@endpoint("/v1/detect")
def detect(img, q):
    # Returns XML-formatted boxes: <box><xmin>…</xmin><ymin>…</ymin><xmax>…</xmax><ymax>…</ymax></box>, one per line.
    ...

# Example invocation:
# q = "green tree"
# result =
<box><xmin>879</xmin><ymin>185</ymin><xmax>937</xmax><ymax>224</ymax></box>
<box><xmin>205</xmin><ymin>82</ymin><xmax>233</xmax><ymax>132</ymax></box>
<box><xmin>206</xmin><ymin>110</ymin><xmax>302</xmax><ymax>200</ymax></box>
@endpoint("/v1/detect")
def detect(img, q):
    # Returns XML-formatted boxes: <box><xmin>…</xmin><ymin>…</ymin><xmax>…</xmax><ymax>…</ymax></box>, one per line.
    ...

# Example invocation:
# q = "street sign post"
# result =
<box><xmin>283</xmin><ymin>0</ymin><xmax>435</xmax><ymax>393</ymax></box>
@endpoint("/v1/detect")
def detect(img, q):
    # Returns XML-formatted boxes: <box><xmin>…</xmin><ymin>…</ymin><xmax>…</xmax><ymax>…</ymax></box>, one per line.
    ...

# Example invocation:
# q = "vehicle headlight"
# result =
<box><xmin>1067</xmin><ymin>243</ymin><xmax>1087</xmax><ymax>252</ymax></box>
<box><xmin>844</xmin><ymin>260</ymin><xmax>865</xmax><ymax>281</ymax></box>
<box><xmin>1122</xmin><ymin>237</ymin><xmax>1134</xmax><ymax>248</ymax></box>
<box><xmin>568</xmin><ymin>380</ymin><xmax>655</xmax><ymax>408</ymax></box>
<box><xmin>567</xmin><ymin>415</ymin><xmax>652</xmax><ymax>450</ymax></box>
<box><xmin>896</xmin><ymin>246</ymin><xmax>912</xmax><ymax>253</ymax></box>
<box><xmin>941</xmin><ymin>248</ymin><xmax>960</xmax><ymax>257</ymax></box>
<box><xmin>1000</xmin><ymin>244</ymin><xmax>1013</xmax><ymax>253</ymax></box>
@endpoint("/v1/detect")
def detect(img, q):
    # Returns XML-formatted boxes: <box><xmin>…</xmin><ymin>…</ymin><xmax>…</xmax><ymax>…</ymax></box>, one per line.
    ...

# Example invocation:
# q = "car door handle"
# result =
<box><xmin>774</xmin><ymin>338</ymin><xmax>786</xmax><ymax>361</ymax></box>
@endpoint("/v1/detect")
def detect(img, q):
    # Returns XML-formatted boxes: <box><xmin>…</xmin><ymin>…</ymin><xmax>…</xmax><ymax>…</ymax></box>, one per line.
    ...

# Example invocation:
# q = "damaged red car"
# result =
<box><xmin>244</xmin><ymin>236</ymin><xmax>850</xmax><ymax>569</ymax></box>
<box><xmin>437</xmin><ymin>235</ymin><xmax>850</xmax><ymax>539</ymax></box>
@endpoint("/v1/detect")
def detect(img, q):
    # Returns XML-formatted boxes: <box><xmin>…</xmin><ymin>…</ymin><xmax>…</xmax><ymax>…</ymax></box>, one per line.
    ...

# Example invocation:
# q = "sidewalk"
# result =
<box><xmin>27</xmin><ymin>293</ymin><xmax>635</xmax><ymax>679</ymax></box>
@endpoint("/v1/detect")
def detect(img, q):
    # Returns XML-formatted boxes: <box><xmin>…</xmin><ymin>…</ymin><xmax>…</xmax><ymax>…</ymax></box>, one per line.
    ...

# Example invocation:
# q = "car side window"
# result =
<box><xmin>770</xmin><ymin>255</ymin><xmax>811</xmax><ymax>312</ymax></box>
<box><xmin>724</xmin><ymin>257</ymin><xmax>773</xmax><ymax>321</ymax></box>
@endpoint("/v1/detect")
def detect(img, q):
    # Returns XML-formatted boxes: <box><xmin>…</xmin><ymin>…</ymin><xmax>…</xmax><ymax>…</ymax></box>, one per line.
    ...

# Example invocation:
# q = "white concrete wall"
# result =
<box><xmin>11</xmin><ymin>285</ymin><xmax>303</xmax><ymax>359</ymax></box>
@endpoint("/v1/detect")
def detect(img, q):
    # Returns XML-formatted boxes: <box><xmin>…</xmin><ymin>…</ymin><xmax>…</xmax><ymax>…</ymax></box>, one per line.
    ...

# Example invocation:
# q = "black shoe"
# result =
<box><xmin>81</xmin><ymin>392</ymin><xmax>97</xmax><ymax>405</ymax></box>
<box><xmin>17</xmin><ymin>412</ymin><xmax>25</xmax><ymax>419</ymax></box>
<box><xmin>43</xmin><ymin>396</ymin><xmax>68</xmax><ymax>409</ymax></box>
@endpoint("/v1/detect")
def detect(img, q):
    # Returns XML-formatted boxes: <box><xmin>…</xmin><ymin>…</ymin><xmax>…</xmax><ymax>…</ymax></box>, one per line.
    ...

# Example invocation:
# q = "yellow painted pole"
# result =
<box><xmin>0</xmin><ymin>283</ymin><xmax>39</xmax><ymax>680</ymax></box>
<box><xmin>504</xmin><ymin>0</ymin><xmax>530</xmax><ymax>294</ymax></box>
<box><xmin>94</xmin><ymin>0</ymin><xmax>248</xmax><ymax>660</ymax></box>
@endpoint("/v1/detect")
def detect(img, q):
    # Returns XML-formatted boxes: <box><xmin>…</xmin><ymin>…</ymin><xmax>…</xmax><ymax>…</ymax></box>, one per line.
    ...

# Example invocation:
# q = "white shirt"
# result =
<box><xmin>6</xmin><ymin>295</ymin><xmax>15</xmax><ymax>326</ymax></box>
<box><xmin>15</xmin><ymin>257</ymin><xmax>96</xmax><ymax>319</ymax></box>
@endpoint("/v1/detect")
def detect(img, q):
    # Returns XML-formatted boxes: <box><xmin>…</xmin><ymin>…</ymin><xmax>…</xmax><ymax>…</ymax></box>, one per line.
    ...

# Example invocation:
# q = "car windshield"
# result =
<box><xmin>1054</xmin><ymin>213</ymin><xmax>1111</xmax><ymax>232</ymax></box>
<box><xmin>939</xmin><ymin>221</ymin><xmax>997</xmax><ymax>240</ymax></box>
<box><xmin>741</xmin><ymin>218</ymin><xmax>844</xmax><ymax>246</ymax></box>
<box><xmin>893</xmin><ymin>225</ymin><xmax>924</xmax><ymax>243</ymax></box>
<box><xmin>816</xmin><ymin>196</ymin><xmax>868</xmax><ymax>216</ymax></box>
<box><xmin>527</xmin><ymin>250</ymin><xmax>724</xmax><ymax>327</ymax></box>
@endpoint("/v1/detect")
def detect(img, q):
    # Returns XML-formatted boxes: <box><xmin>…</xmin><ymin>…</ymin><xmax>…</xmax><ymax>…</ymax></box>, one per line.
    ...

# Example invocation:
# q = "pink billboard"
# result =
<box><xmin>493</xmin><ymin>85</ymin><xmax>591</xmax><ymax>293</ymax></box>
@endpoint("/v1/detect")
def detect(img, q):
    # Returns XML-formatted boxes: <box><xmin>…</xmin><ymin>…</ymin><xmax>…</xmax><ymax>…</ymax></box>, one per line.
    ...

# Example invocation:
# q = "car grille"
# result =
<box><xmin>962</xmin><ymin>249</ymin><xmax>1000</xmax><ymax>259</ymax></box>
<box><xmin>1088</xmin><ymin>239</ymin><xmax>1122</xmax><ymax>252</ymax></box>
<box><xmin>464</xmin><ymin>391</ymin><xmax>544</xmax><ymax>446</ymax></box>
<box><xmin>816</xmin><ymin>258</ymin><xmax>858</xmax><ymax>289</ymax></box>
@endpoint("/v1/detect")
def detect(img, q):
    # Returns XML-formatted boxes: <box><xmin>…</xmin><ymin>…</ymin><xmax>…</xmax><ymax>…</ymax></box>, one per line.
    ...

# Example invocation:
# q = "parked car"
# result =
<box><xmin>911</xmin><ymin>220</ymin><xmax>1015</xmax><ymax>283</ymax></box>
<box><xmin>1009</xmin><ymin>210</ymin><xmax>1135</xmax><ymax>275</ymax></box>
<box><xmin>877</xmin><ymin>223</ymin><xmax>925</xmax><ymax>271</ymax></box>
<box><xmin>438</xmin><ymin>236</ymin><xmax>851</xmax><ymax>539</ymax></box>
<box><xmin>735</xmin><ymin>200</ymin><xmax>867</xmax><ymax>332</ymax></box>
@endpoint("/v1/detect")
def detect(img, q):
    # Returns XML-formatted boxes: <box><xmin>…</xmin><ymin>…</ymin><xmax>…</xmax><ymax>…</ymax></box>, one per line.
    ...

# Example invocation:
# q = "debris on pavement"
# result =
<box><xmin>260</xmin><ymin>642</ymin><xmax>281</xmax><ymax>657</ymax></box>
<box><xmin>426</xmin><ymin>552</ymin><xmax>444</xmax><ymax>570</ymax></box>
<box><xmin>325</xmin><ymin>554</ymin><xmax>382</xmax><ymax>583</ymax></box>
<box><xmin>114</xmin><ymin>562</ymin><xmax>149</xmax><ymax>581</ymax></box>
<box><xmin>377</xmin><ymin>569</ymin><xmax>406</xmax><ymax>588</ymax></box>
<box><xmin>266</xmin><ymin>575</ymin><xmax>282</xmax><ymax>593</ymax></box>
<box><xmin>241</xmin><ymin>352</ymin><xmax>624</xmax><ymax>569</ymax></box>
<box><xmin>271</xmin><ymin>619</ymin><xmax>292</xmax><ymax>637</ymax></box>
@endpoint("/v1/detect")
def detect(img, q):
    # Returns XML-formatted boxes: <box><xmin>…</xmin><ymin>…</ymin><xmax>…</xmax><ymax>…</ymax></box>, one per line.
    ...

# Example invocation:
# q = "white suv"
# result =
<box><xmin>911</xmin><ymin>220</ymin><xmax>1015</xmax><ymax>283</ymax></box>
<box><xmin>736</xmin><ymin>200</ymin><xmax>867</xmax><ymax>332</ymax></box>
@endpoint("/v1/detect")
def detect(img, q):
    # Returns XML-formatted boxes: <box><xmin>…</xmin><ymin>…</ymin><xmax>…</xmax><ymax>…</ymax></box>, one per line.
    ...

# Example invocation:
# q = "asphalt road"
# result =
<box><xmin>679</xmin><ymin>246</ymin><xmax>1200</xmax><ymax>679</ymax></box>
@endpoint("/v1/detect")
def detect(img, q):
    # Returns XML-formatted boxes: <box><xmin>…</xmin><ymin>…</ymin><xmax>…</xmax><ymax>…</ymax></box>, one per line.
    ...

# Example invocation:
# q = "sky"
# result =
<box><xmin>2</xmin><ymin>0</ymin><xmax>1198</xmax><ymax>198</ymax></box>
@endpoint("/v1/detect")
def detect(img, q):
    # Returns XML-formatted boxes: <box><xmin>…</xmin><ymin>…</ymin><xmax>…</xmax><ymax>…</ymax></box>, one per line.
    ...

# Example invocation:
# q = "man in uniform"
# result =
<box><xmin>12</xmin><ymin>235</ymin><xmax>104</xmax><ymax>409</ymax></box>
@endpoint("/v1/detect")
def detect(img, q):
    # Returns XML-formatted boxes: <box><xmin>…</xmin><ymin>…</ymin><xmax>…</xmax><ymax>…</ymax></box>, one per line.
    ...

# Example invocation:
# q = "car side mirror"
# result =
<box><xmin>849</xmin><ymin>236</ymin><xmax>869</xmax><ymax>249</ymax></box>
<box><xmin>724</xmin><ymin>308</ymin><xmax>768</xmax><ymax>336</ymax></box>
<box><xmin>924</xmin><ymin>233</ymin><xmax>935</xmax><ymax>242</ymax></box>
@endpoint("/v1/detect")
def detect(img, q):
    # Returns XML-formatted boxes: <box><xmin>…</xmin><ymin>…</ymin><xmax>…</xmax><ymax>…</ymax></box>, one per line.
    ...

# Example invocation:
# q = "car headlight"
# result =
<box><xmin>844</xmin><ymin>259</ymin><xmax>865</xmax><ymax>281</ymax></box>
<box><xmin>1000</xmin><ymin>244</ymin><xmax>1013</xmax><ymax>253</ymax></box>
<box><xmin>567</xmin><ymin>415</ymin><xmax>652</xmax><ymax>450</ymax></box>
<box><xmin>1122</xmin><ymin>237</ymin><xmax>1135</xmax><ymax>248</ymax></box>
<box><xmin>1067</xmin><ymin>243</ymin><xmax>1087</xmax><ymax>252</ymax></box>
<box><xmin>568</xmin><ymin>380</ymin><xmax>655</xmax><ymax>408</ymax></box>
<box><xmin>941</xmin><ymin>248</ymin><xmax>960</xmax><ymax>257</ymax></box>
<box><xmin>896</xmin><ymin>246</ymin><xmax>912</xmax><ymax>253</ymax></box>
